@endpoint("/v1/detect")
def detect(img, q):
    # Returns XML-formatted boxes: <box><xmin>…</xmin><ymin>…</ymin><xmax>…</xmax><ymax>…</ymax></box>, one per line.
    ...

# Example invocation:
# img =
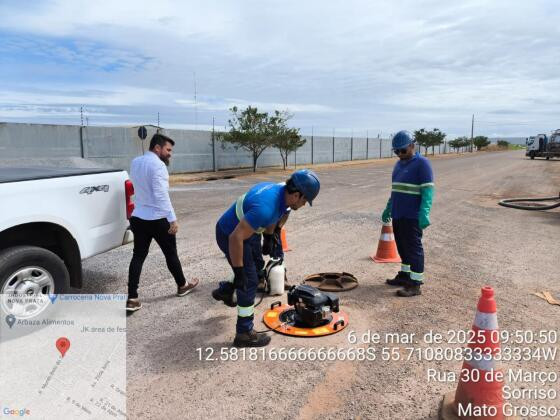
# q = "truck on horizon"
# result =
<box><xmin>526</xmin><ymin>129</ymin><xmax>560</xmax><ymax>160</ymax></box>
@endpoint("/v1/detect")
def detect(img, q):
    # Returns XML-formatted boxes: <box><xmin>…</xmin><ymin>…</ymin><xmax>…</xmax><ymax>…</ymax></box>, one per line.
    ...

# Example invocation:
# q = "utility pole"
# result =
<box><xmin>157</xmin><ymin>112</ymin><xmax>160</xmax><ymax>131</ymax></box>
<box><xmin>80</xmin><ymin>106</ymin><xmax>84</xmax><ymax>126</ymax></box>
<box><xmin>471</xmin><ymin>114</ymin><xmax>474</xmax><ymax>152</ymax></box>
<box><xmin>311</xmin><ymin>126</ymin><xmax>314</xmax><ymax>165</ymax></box>
<box><xmin>194</xmin><ymin>72</ymin><xmax>198</xmax><ymax>129</ymax></box>
<box><xmin>332</xmin><ymin>128</ymin><xmax>335</xmax><ymax>163</ymax></box>
<box><xmin>366</xmin><ymin>129</ymin><xmax>369</xmax><ymax>159</ymax></box>
<box><xmin>350</xmin><ymin>129</ymin><xmax>354</xmax><ymax>161</ymax></box>
<box><xmin>212</xmin><ymin>116</ymin><xmax>216</xmax><ymax>172</ymax></box>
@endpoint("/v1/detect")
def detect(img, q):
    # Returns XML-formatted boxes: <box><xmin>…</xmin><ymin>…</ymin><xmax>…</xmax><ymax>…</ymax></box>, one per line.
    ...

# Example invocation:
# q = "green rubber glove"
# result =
<box><xmin>381</xmin><ymin>198</ymin><xmax>392</xmax><ymax>223</ymax></box>
<box><xmin>418</xmin><ymin>186</ymin><xmax>434</xmax><ymax>229</ymax></box>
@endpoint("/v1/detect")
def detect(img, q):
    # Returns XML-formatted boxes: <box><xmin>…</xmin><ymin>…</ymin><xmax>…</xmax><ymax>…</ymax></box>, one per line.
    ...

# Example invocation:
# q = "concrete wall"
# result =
<box><xmin>0</xmin><ymin>123</ymin><xmax>81</xmax><ymax>158</ymax></box>
<box><xmin>0</xmin><ymin>122</ymin><xmax>455</xmax><ymax>174</ymax></box>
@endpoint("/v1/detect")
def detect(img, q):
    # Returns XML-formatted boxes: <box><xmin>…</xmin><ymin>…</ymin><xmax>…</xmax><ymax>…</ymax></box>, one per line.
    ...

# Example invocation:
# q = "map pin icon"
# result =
<box><xmin>56</xmin><ymin>337</ymin><xmax>70</xmax><ymax>358</ymax></box>
<box><xmin>5</xmin><ymin>314</ymin><xmax>16</xmax><ymax>329</ymax></box>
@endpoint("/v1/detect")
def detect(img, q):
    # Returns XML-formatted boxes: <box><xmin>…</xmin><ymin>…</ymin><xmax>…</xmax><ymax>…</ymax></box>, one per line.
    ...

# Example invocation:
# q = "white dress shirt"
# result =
<box><xmin>130</xmin><ymin>151</ymin><xmax>177</xmax><ymax>222</ymax></box>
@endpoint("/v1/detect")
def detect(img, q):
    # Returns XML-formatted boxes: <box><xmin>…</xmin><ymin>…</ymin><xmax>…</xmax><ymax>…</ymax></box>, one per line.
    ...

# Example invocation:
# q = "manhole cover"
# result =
<box><xmin>303</xmin><ymin>272</ymin><xmax>358</xmax><ymax>292</ymax></box>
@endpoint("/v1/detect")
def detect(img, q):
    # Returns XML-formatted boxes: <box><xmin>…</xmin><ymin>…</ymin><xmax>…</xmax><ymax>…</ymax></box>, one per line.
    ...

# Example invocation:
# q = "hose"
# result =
<box><xmin>498</xmin><ymin>195</ymin><xmax>560</xmax><ymax>211</ymax></box>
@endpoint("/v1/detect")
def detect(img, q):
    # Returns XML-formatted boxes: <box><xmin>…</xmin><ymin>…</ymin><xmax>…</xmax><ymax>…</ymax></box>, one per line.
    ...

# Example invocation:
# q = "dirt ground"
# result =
<box><xmin>82</xmin><ymin>150</ymin><xmax>560</xmax><ymax>419</ymax></box>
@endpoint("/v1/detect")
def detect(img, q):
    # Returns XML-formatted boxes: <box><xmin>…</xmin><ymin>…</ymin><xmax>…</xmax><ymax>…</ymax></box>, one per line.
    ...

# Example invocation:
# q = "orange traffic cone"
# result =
<box><xmin>371</xmin><ymin>222</ymin><xmax>401</xmax><ymax>263</ymax></box>
<box><xmin>280</xmin><ymin>227</ymin><xmax>291</xmax><ymax>252</ymax></box>
<box><xmin>440</xmin><ymin>286</ymin><xmax>518</xmax><ymax>420</ymax></box>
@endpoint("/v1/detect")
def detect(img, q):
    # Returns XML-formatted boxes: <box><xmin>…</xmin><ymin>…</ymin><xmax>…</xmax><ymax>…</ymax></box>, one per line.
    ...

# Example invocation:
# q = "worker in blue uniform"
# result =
<box><xmin>212</xmin><ymin>169</ymin><xmax>320</xmax><ymax>347</ymax></box>
<box><xmin>381</xmin><ymin>131</ymin><xmax>434</xmax><ymax>297</ymax></box>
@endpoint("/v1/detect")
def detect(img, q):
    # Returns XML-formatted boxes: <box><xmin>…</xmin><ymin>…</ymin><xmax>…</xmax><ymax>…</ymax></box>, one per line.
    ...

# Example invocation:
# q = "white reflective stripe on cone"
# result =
<box><xmin>380</xmin><ymin>233</ymin><xmax>395</xmax><ymax>241</ymax></box>
<box><xmin>474</xmin><ymin>311</ymin><xmax>499</xmax><ymax>330</ymax></box>
<box><xmin>464</xmin><ymin>350</ymin><xmax>498</xmax><ymax>371</ymax></box>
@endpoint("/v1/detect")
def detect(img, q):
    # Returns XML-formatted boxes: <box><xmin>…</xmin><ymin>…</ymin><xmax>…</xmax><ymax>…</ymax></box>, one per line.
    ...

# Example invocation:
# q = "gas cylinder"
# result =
<box><xmin>266</xmin><ymin>258</ymin><xmax>285</xmax><ymax>296</ymax></box>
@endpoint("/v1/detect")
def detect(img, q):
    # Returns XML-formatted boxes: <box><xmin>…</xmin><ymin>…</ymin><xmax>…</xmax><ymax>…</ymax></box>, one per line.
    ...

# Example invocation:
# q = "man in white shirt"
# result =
<box><xmin>126</xmin><ymin>133</ymin><xmax>198</xmax><ymax>312</ymax></box>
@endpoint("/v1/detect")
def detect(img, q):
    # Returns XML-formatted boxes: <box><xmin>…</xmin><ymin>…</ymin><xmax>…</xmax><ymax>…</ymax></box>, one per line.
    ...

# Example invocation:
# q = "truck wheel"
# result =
<box><xmin>546</xmin><ymin>156</ymin><xmax>550</xmax><ymax>160</ymax></box>
<box><xmin>0</xmin><ymin>247</ymin><xmax>69</xmax><ymax>316</ymax></box>
<box><xmin>530</xmin><ymin>152</ymin><xmax>535</xmax><ymax>160</ymax></box>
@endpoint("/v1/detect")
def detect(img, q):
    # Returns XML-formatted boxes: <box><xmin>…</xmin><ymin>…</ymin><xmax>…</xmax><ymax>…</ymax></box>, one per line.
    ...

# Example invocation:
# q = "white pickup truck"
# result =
<box><xmin>0</xmin><ymin>166</ymin><xmax>134</xmax><ymax>301</ymax></box>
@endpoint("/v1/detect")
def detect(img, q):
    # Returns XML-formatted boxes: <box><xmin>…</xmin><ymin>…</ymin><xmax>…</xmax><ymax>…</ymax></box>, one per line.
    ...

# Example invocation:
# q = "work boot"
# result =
<box><xmin>234</xmin><ymin>330</ymin><xmax>271</xmax><ymax>347</ymax></box>
<box><xmin>212</xmin><ymin>282</ymin><xmax>237</xmax><ymax>307</ymax></box>
<box><xmin>386</xmin><ymin>271</ymin><xmax>410</xmax><ymax>286</ymax></box>
<box><xmin>396</xmin><ymin>282</ymin><xmax>422</xmax><ymax>297</ymax></box>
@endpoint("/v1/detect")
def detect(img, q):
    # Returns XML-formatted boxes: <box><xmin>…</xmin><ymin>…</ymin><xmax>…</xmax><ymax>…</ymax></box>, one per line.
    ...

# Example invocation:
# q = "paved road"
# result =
<box><xmin>82</xmin><ymin>150</ymin><xmax>560</xmax><ymax>419</ymax></box>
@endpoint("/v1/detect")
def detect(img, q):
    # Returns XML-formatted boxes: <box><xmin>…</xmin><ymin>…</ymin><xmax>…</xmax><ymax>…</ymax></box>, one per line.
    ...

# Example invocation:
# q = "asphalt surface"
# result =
<box><xmin>81</xmin><ymin>150</ymin><xmax>560</xmax><ymax>419</ymax></box>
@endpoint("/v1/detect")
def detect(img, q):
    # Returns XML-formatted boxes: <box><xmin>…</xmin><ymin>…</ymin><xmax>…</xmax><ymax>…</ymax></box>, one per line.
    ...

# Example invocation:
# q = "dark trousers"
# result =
<box><xmin>393</xmin><ymin>218</ymin><xmax>424</xmax><ymax>284</ymax></box>
<box><xmin>215</xmin><ymin>223</ymin><xmax>262</xmax><ymax>333</ymax></box>
<box><xmin>128</xmin><ymin>216</ymin><xmax>186</xmax><ymax>299</ymax></box>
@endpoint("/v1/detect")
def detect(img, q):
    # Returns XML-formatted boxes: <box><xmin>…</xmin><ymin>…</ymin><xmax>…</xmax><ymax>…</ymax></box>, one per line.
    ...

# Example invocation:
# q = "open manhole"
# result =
<box><xmin>303</xmin><ymin>272</ymin><xmax>358</xmax><ymax>292</ymax></box>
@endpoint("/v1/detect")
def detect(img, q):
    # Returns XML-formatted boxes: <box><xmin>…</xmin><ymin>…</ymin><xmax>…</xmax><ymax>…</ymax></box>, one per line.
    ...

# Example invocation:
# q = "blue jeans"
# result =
<box><xmin>215</xmin><ymin>223</ymin><xmax>262</xmax><ymax>333</ymax></box>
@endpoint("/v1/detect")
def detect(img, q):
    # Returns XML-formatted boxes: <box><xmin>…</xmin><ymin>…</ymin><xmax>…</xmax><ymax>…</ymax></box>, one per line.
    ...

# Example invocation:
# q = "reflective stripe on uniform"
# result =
<box><xmin>392</xmin><ymin>182</ymin><xmax>421</xmax><ymax>195</ymax></box>
<box><xmin>235</xmin><ymin>193</ymin><xmax>265</xmax><ymax>233</ymax></box>
<box><xmin>420</xmin><ymin>182</ymin><xmax>435</xmax><ymax>188</ymax></box>
<box><xmin>237</xmin><ymin>305</ymin><xmax>254</xmax><ymax>317</ymax></box>
<box><xmin>401</xmin><ymin>264</ymin><xmax>411</xmax><ymax>273</ymax></box>
<box><xmin>410</xmin><ymin>271</ymin><xmax>424</xmax><ymax>281</ymax></box>
<box><xmin>235</xmin><ymin>193</ymin><xmax>246</xmax><ymax>221</ymax></box>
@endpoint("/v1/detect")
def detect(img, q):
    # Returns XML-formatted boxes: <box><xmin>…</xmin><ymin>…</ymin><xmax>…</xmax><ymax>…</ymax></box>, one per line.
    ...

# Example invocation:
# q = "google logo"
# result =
<box><xmin>2</xmin><ymin>407</ymin><xmax>31</xmax><ymax>417</ymax></box>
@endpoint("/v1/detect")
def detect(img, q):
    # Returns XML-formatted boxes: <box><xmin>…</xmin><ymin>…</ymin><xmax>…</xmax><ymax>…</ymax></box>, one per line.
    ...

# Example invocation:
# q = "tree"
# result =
<box><xmin>414</xmin><ymin>129</ymin><xmax>430</xmax><ymax>155</ymax></box>
<box><xmin>449</xmin><ymin>136</ymin><xmax>469</xmax><ymax>153</ymax></box>
<box><xmin>414</xmin><ymin>128</ymin><xmax>446</xmax><ymax>155</ymax></box>
<box><xmin>218</xmin><ymin>106</ymin><xmax>273</xmax><ymax>172</ymax></box>
<box><xmin>497</xmin><ymin>140</ymin><xmax>510</xmax><ymax>148</ymax></box>
<box><xmin>269</xmin><ymin>111</ymin><xmax>306</xmax><ymax>170</ymax></box>
<box><xmin>473</xmin><ymin>135</ymin><xmax>490</xmax><ymax>151</ymax></box>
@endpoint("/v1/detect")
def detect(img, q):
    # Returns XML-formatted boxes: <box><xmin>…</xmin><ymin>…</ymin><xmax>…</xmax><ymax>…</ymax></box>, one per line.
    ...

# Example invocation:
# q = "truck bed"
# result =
<box><xmin>0</xmin><ymin>167</ymin><xmax>123</xmax><ymax>184</ymax></box>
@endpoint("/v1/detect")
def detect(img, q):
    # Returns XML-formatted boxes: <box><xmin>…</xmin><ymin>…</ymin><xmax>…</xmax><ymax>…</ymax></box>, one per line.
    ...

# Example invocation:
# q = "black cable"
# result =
<box><xmin>498</xmin><ymin>195</ymin><xmax>560</xmax><ymax>211</ymax></box>
<box><xmin>254</xmin><ymin>279</ymin><xmax>267</xmax><ymax>308</ymax></box>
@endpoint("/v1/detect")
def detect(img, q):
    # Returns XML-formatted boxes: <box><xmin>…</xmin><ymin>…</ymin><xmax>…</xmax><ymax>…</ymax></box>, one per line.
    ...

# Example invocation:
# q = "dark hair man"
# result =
<box><xmin>126</xmin><ymin>133</ymin><xmax>199</xmax><ymax>312</ymax></box>
<box><xmin>381</xmin><ymin>131</ymin><xmax>434</xmax><ymax>297</ymax></box>
<box><xmin>212</xmin><ymin>169</ymin><xmax>320</xmax><ymax>347</ymax></box>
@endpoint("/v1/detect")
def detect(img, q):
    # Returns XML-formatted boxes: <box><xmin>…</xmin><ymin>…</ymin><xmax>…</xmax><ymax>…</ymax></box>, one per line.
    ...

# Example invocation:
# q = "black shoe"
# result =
<box><xmin>234</xmin><ymin>330</ymin><xmax>271</xmax><ymax>347</ymax></box>
<box><xmin>396</xmin><ymin>283</ymin><xmax>422</xmax><ymax>297</ymax></box>
<box><xmin>212</xmin><ymin>284</ymin><xmax>237</xmax><ymax>307</ymax></box>
<box><xmin>386</xmin><ymin>271</ymin><xmax>410</xmax><ymax>286</ymax></box>
<box><xmin>126</xmin><ymin>299</ymin><xmax>142</xmax><ymax>312</ymax></box>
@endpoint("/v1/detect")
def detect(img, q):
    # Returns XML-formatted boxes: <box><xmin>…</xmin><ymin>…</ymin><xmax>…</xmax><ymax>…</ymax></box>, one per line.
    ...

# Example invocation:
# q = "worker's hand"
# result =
<box><xmin>232</xmin><ymin>267</ymin><xmax>247</xmax><ymax>292</ymax></box>
<box><xmin>168</xmin><ymin>221</ymin><xmax>179</xmax><ymax>235</ymax></box>
<box><xmin>381</xmin><ymin>198</ymin><xmax>392</xmax><ymax>224</ymax></box>
<box><xmin>418</xmin><ymin>213</ymin><xmax>431</xmax><ymax>230</ymax></box>
<box><xmin>381</xmin><ymin>208</ymin><xmax>392</xmax><ymax>224</ymax></box>
<box><xmin>262</xmin><ymin>233</ymin><xmax>274</xmax><ymax>256</ymax></box>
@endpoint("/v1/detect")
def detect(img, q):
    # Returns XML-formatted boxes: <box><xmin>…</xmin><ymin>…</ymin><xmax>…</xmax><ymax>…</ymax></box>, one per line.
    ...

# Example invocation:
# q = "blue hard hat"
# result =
<box><xmin>392</xmin><ymin>130</ymin><xmax>415</xmax><ymax>150</ymax></box>
<box><xmin>290</xmin><ymin>169</ymin><xmax>320</xmax><ymax>206</ymax></box>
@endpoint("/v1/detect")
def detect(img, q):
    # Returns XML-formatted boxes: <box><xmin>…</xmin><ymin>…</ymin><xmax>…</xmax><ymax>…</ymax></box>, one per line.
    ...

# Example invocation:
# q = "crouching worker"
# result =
<box><xmin>212</xmin><ymin>170</ymin><xmax>320</xmax><ymax>347</ymax></box>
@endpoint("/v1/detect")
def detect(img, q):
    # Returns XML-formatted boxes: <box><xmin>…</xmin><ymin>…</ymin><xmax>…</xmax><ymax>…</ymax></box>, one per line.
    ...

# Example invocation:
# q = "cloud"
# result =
<box><xmin>1</xmin><ymin>0</ymin><xmax>560</xmax><ymax>137</ymax></box>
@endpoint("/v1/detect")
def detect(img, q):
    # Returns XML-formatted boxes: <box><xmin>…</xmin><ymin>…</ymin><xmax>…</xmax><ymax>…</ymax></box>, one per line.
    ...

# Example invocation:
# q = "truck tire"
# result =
<box><xmin>0</xmin><ymin>246</ymin><xmax>70</xmax><ymax>298</ymax></box>
<box><xmin>530</xmin><ymin>151</ymin><xmax>535</xmax><ymax>159</ymax></box>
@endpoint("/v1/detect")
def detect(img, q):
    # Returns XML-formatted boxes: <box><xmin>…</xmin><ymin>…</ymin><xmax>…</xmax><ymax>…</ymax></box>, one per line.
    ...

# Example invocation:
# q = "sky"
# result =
<box><xmin>1</xmin><ymin>0</ymin><xmax>559</xmax><ymax>138</ymax></box>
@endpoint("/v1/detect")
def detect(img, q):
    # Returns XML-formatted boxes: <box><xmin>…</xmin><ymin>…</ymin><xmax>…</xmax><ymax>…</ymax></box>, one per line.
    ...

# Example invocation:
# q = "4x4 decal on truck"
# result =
<box><xmin>79</xmin><ymin>185</ymin><xmax>109</xmax><ymax>195</ymax></box>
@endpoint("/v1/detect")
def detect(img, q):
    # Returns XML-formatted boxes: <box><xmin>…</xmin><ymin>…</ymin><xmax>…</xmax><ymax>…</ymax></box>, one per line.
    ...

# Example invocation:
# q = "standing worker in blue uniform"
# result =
<box><xmin>381</xmin><ymin>131</ymin><xmax>434</xmax><ymax>297</ymax></box>
<box><xmin>213</xmin><ymin>170</ymin><xmax>320</xmax><ymax>347</ymax></box>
